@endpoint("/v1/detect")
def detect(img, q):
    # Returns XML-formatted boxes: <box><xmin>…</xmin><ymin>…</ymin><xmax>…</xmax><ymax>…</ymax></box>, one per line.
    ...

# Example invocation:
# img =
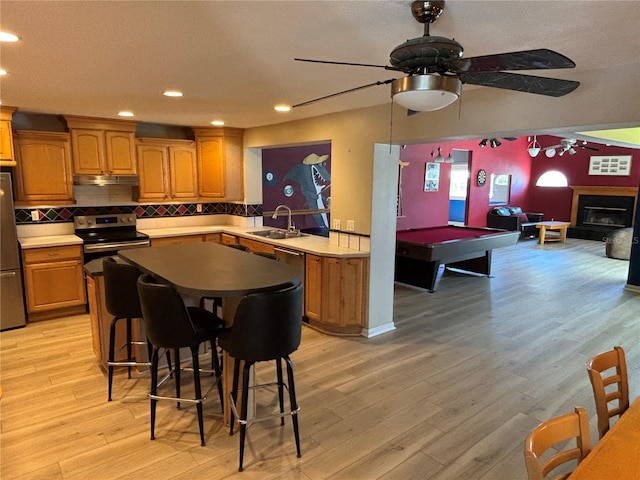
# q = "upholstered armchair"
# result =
<box><xmin>487</xmin><ymin>206</ymin><xmax>544</xmax><ymax>238</ymax></box>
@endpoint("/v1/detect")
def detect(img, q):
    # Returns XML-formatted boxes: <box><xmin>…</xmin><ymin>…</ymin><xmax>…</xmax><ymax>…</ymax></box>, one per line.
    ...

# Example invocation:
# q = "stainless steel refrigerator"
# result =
<box><xmin>1</xmin><ymin>172</ymin><xmax>26</xmax><ymax>330</ymax></box>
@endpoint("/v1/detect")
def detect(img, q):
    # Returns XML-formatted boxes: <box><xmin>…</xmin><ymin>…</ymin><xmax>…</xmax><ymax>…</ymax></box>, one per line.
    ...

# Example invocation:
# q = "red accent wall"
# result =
<box><xmin>527</xmin><ymin>135</ymin><xmax>640</xmax><ymax>222</ymax></box>
<box><xmin>398</xmin><ymin>137</ymin><xmax>532</xmax><ymax>229</ymax></box>
<box><xmin>396</xmin><ymin>145</ymin><xmax>451</xmax><ymax>230</ymax></box>
<box><xmin>397</xmin><ymin>135</ymin><xmax>640</xmax><ymax>230</ymax></box>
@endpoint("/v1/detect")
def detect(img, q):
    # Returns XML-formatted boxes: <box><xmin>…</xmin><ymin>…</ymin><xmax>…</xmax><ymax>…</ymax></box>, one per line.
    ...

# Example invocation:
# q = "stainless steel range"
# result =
<box><xmin>74</xmin><ymin>214</ymin><xmax>150</xmax><ymax>263</ymax></box>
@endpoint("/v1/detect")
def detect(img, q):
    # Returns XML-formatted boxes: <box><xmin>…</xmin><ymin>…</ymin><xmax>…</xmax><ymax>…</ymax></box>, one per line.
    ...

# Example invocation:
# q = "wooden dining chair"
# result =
<box><xmin>587</xmin><ymin>345</ymin><xmax>630</xmax><ymax>439</ymax></box>
<box><xmin>523</xmin><ymin>406</ymin><xmax>591</xmax><ymax>480</ymax></box>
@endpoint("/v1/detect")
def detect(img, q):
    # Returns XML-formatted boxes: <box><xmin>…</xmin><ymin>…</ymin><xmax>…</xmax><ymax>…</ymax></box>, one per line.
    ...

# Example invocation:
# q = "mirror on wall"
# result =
<box><xmin>489</xmin><ymin>174</ymin><xmax>511</xmax><ymax>205</ymax></box>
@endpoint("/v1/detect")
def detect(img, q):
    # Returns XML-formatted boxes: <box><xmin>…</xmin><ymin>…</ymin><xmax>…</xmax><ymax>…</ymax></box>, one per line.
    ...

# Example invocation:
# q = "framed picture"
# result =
<box><xmin>424</xmin><ymin>162</ymin><xmax>440</xmax><ymax>192</ymax></box>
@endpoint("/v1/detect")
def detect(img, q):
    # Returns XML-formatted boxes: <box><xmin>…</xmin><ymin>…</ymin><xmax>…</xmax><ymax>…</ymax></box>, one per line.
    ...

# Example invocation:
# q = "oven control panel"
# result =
<box><xmin>74</xmin><ymin>214</ymin><xmax>137</xmax><ymax>230</ymax></box>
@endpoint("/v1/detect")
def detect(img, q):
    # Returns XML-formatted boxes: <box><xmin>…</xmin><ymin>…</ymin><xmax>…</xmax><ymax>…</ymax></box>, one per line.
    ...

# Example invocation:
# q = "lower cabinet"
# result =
<box><xmin>22</xmin><ymin>245</ymin><xmax>87</xmax><ymax>320</ymax></box>
<box><xmin>150</xmin><ymin>235</ymin><xmax>204</xmax><ymax>247</ymax></box>
<box><xmin>238</xmin><ymin>237</ymin><xmax>275</xmax><ymax>254</ymax></box>
<box><xmin>86</xmin><ymin>273</ymin><xmax>145</xmax><ymax>366</ymax></box>
<box><xmin>305</xmin><ymin>254</ymin><xmax>368</xmax><ymax>335</ymax></box>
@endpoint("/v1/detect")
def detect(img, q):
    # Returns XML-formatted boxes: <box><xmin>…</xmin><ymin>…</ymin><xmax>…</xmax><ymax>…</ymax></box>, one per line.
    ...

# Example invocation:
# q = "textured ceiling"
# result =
<box><xmin>1</xmin><ymin>0</ymin><xmax>639</xmax><ymax>144</ymax></box>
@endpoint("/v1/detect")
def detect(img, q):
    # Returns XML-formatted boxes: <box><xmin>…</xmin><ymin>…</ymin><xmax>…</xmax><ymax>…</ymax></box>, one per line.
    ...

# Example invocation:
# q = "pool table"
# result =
<box><xmin>395</xmin><ymin>225</ymin><xmax>520</xmax><ymax>292</ymax></box>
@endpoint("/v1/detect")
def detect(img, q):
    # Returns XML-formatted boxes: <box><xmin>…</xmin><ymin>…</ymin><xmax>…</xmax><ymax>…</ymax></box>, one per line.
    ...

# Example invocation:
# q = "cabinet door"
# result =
<box><xmin>24</xmin><ymin>260</ymin><xmax>86</xmax><ymax>313</ymax></box>
<box><xmin>197</xmin><ymin>136</ymin><xmax>225</xmax><ymax>198</ymax></box>
<box><xmin>304</xmin><ymin>254</ymin><xmax>322</xmax><ymax>321</ymax></box>
<box><xmin>136</xmin><ymin>144</ymin><xmax>168</xmax><ymax>201</ymax></box>
<box><xmin>340</xmin><ymin>258</ymin><xmax>368</xmax><ymax>327</ymax></box>
<box><xmin>105</xmin><ymin>131</ymin><xmax>137</xmax><ymax>175</ymax></box>
<box><xmin>151</xmin><ymin>235</ymin><xmax>204</xmax><ymax>247</ymax></box>
<box><xmin>71</xmin><ymin>129</ymin><xmax>105</xmax><ymax>174</ymax></box>
<box><xmin>321</xmin><ymin>257</ymin><xmax>343</xmax><ymax>326</ymax></box>
<box><xmin>14</xmin><ymin>132</ymin><xmax>74</xmax><ymax>204</ymax></box>
<box><xmin>168</xmin><ymin>145</ymin><xmax>198</xmax><ymax>200</ymax></box>
<box><xmin>204</xmin><ymin>233</ymin><xmax>222</xmax><ymax>243</ymax></box>
<box><xmin>86</xmin><ymin>275</ymin><xmax>103</xmax><ymax>359</ymax></box>
<box><xmin>238</xmin><ymin>237</ymin><xmax>275</xmax><ymax>254</ymax></box>
<box><xmin>0</xmin><ymin>119</ymin><xmax>15</xmax><ymax>164</ymax></box>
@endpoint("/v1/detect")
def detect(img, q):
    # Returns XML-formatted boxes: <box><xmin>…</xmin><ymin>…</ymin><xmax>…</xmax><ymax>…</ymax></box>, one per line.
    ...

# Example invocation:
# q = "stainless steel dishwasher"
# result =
<box><xmin>273</xmin><ymin>247</ymin><xmax>305</xmax><ymax>314</ymax></box>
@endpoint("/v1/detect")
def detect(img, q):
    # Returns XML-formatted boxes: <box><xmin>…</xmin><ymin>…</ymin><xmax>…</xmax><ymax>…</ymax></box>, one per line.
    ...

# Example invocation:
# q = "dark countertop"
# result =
<box><xmin>118</xmin><ymin>242</ymin><xmax>301</xmax><ymax>297</ymax></box>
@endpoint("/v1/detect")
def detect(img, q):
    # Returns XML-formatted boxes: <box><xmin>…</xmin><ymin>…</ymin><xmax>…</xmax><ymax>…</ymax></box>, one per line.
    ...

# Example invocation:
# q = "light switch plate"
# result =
<box><xmin>346</xmin><ymin>220</ymin><xmax>355</xmax><ymax>231</ymax></box>
<box><xmin>333</xmin><ymin>219</ymin><xmax>341</xmax><ymax>229</ymax></box>
<box><xmin>31</xmin><ymin>210</ymin><xmax>39</xmax><ymax>221</ymax></box>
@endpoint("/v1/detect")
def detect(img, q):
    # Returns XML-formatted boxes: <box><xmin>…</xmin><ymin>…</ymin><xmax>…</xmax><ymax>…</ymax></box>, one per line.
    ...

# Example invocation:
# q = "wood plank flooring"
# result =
<box><xmin>2</xmin><ymin>238</ymin><xmax>639</xmax><ymax>479</ymax></box>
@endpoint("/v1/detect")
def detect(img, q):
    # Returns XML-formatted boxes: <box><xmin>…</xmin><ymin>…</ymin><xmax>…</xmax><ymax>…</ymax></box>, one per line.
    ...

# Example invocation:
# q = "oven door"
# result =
<box><xmin>83</xmin><ymin>239</ymin><xmax>151</xmax><ymax>263</ymax></box>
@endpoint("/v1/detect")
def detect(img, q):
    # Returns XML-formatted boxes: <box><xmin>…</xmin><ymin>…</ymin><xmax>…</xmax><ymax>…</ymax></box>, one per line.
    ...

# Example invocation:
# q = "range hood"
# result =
<box><xmin>73</xmin><ymin>175</ymin><xmax>138</xmax><ymax>186</ymax></box>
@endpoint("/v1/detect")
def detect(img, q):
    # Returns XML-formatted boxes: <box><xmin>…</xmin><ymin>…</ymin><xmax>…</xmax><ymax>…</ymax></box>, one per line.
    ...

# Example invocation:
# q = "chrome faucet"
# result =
<box><xmin>272</xmin><ymin>205</ymin><xmax>295</xmax><ymax>232</ymax></box>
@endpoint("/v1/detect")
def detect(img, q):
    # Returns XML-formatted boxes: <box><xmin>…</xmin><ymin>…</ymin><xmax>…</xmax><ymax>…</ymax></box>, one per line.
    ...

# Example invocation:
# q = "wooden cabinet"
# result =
<box><xmin>64</xmin><ymin>116</ymin><xmax>138</xmax><ymax>176</ymax></box>
<box><xmin>151</xmin><ymin>235</ymin><xmax>204</xmax><ymax>247</ymax></box>
<box><xmin>204</xmin><ymin>233</ymin><xmax>222</xmax><ymax>243</ymax></box>
<box><xmin>86</xmin><ymin>273</ymin><xmax>144</xmax><ymax>366</ymax></box>
<box><xmin>13</xmin><ymin>130</ymin><xmax>75</xmax><ymax>205</ymax></box>
<box><xmin>0</xmin><ymin>106</ymin><xmax>17</xmax><ymax>166</ymax></box>
<box><xmin>192</xmin><ymin>127</ymin><xmax>244</xmax><ymax>200</ymax></box>
<box><xmin>136</xmin><ymin>138</ymin><xmax>198</xmax><ymax>202</ymax></box>
<box><xmin>238</xmin><ymin>237</ymin><xmax>275</xmax><ymax>254</ymax></box>
<box><xmin>305</xmin><ymin>254</ymin><xmax>368</xmax><ymax>335</ymax></box>
<box><xmin>22</xmin><ymin>245</ymin><xmax>86</xmax><ymax>320</ymax></box>
<box><xmin>220</xmin><ymin>233</ymin><xmax>239</xmax><ymax>246</ymax></box>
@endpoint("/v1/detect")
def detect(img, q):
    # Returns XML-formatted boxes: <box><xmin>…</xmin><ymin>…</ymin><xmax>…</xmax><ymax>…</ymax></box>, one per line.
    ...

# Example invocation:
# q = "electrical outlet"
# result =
<box><xmin>31</xmin><ymin>210</ymin><xmax>39</xmax><ymax>221</ymax></box>
<box><xmin>196</xmin><ymin>203</ymin><xmax>203</xmax><ymax>213</ymax></box>
<box><xmin>333</xmin><ymin>219</ymin><xmax>341</xmax><ymax>230</ymax></box>
<box><xmin>346</xmin><ymin>220</ymin><xmax>355</xmax><ymax>231</ymax></box>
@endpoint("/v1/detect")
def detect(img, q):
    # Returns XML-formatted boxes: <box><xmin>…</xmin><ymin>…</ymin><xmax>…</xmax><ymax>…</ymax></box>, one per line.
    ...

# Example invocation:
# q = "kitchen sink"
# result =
<box><xmin>251</xmin><ymin>229</ymin><xmax>307</xmax><ymax>239</ymax></box>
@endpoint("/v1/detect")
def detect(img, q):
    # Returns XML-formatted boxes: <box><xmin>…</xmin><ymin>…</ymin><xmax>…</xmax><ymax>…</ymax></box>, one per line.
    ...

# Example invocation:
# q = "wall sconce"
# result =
<box><xmin>536</xmin><ymin>170</ymin><xmax>568</xmax><ymax>187</ymax></box>
<box><xmin>527</xmin><ymin>135</ymin><xmax>541</xmax><ymax>157</ymax></box>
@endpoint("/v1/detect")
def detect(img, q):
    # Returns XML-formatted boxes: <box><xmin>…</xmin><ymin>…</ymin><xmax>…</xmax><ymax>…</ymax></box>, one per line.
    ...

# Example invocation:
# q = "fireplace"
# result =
<box><xmin>569</xmin><ymin>186</ymin><xmax>638</xmax><ymax>240</ymax></box>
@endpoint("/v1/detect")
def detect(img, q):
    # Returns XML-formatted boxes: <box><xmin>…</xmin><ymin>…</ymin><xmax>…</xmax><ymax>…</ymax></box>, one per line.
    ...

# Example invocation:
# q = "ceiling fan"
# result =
<box><xmin>293</xmin><ymin>0</ymin><xmax>580</xmax><ymax>112</ymax></box>
<box><xmin>542</xmin><ymin>138</ymin><xmax>599</xmax><ymax>157</ymax></box>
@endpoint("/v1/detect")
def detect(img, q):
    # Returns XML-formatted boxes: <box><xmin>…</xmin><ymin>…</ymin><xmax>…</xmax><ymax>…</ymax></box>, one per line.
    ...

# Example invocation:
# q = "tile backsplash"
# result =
<box><xmin>15</xmin><ymin>202</ymin><xmax>263</xmax><ymax>225</ymax></box>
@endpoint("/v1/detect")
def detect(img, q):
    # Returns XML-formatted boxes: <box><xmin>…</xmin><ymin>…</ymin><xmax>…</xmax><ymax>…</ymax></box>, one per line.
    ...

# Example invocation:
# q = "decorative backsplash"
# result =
<box><xmin>15</xmin><ymin>202</ymin><xmax>263</xmax><ymax>225</ymax></box>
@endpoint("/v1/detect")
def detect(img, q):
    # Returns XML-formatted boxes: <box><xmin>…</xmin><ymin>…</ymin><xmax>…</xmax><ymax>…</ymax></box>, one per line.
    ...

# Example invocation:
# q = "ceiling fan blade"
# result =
<box><xmin>292</xmin><ymin>78</ymin><xmax>396</xmax><ymax>108</ymax></box>
<box><xmin>445</xmin><ymin>49</ymin><xmax>576</xmax><ymax>73</ymax></box>
<box><xmin>582</xmin><ymin>145</ymin><xmax>599</xmax><ymax>151</ymax></box>
<box><xmin>295</xmin><ymin>58</ymin><xmax>405</xmax><ymax>72</ymax></box>
<box><xmin>459</xmin><ymin>71</ymin><xmax>580</xmax><ymax>97</ymax></box>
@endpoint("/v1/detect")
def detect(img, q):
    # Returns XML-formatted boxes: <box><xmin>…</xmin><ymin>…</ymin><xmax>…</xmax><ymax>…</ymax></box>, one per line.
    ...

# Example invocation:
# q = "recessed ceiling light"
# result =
<box><xmin>0</xmin><ymin>69</ymin><xmax>7</xmax><ymax>76</ymax></box>
<box><xmin>274</xmin><ymin>104</ymin><xmax>291</xmax><ymax>112</ymax></box>
<box><xmin>0</xmin><ymin>32</ymin><xmax>19</xmax><ymax>43</ymax></box>
<box><xmin>163</xmin><ymin>90</ymin><xmax>183</xmax><ymax>97</ymax></box>
<box><xmin>118</xmin><ymin>111</ymin><xmax>135</xmax><ymax>117</ymax></box>
<box><xmin>210</xmin><ymin>120</ymin><xmax>224</xmax><ymax>126</ymax></box>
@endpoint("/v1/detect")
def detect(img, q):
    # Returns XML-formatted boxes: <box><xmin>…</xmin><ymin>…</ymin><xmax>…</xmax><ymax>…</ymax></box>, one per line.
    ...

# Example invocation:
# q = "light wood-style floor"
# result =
<box><xmin>2</xmin><ymin>238</ymin><xmax>639</xmax><ymax>480</ymax></box>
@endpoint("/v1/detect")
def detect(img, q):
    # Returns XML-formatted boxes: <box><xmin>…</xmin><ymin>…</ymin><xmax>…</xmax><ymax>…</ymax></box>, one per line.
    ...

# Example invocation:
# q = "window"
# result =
<box><xmin>536</xmin><ymin>170</ymin><xmax>568</xmax><ymax>187</ymax></box>
<box><xmin>489</xmin><ymin>174</ymin><xmax>511</xmax><ymax>205</ymax></box>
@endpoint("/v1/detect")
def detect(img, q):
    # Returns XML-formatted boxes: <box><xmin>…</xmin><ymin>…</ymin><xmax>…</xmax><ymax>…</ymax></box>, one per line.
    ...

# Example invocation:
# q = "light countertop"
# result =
<box><xmin>19</xmin><ymin>225</ymin><xmax>368</xmax><ymax>258</ymax></box>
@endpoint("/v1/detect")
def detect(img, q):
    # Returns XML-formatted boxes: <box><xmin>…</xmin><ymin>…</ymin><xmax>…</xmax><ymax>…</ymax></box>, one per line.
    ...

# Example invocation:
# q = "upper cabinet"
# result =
<box><xmin>135</xmin><ymin>138</ymin><xmax>198</xmax><ymax>202</ymax></box>
<box><xmin>13</xmin><ymin>130</ymin><xmax>75</xmax><ymax>205</ymax></box>
<box><xmin>192</xmin><ymin>127</ymin><xmax>244</xmax><ymax>201</ymax></box>
<box><xmin>0</xmin><ymin>106</ymin><xmax>17</xmax><ymax>166</ymax></box>
<box><xmin>64</xmin><ymin>116</ymin><xmax>138</xmax><ymax>176</ymax></box>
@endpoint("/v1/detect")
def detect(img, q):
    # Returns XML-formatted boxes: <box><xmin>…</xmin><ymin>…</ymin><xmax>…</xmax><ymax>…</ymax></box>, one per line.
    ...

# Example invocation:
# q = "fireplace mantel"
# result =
<box><xmin>569</xmin><ymin>186</ymin><xmax>638</xmax><ymax>226</ymax></box>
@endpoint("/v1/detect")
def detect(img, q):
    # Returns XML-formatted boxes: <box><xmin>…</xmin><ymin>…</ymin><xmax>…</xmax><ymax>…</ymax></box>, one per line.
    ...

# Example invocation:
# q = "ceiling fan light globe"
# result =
<box><xmin>528</xmin><ymin>147</ymin><xmax>541</xmax><ymax>157</ymax></box>
<box><xmin>545</xmin><ymin>148</ymin><xmax>556</xmax><ymax>158</ymax></box>
<box><xmin>391</xmin><ymin>75</ymin><xmax>461</xmax><ymax>111</ymax></box>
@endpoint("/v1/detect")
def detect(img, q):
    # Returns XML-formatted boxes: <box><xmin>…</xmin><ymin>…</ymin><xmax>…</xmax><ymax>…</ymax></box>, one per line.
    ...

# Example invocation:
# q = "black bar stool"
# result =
<box><xmin>218</xmin><ymin>283</ymin><xmax>303</xmax><ymax>471</ymax></box>
<box><xmin>103</xmin><ymin>258</ymin><xmax>170</xmax><ymax>401</ymax></box>
<box><xmin>137</xmin><ymin>273</ymin><xmax>225</xmax><ymax>446</ymax></box>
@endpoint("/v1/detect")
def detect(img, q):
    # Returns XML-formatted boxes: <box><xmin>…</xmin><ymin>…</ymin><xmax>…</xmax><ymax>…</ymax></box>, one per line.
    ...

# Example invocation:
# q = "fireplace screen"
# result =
<box><xmin>583</xmin><ymin>206</ymin><xmax>628</xmax><ymax>228</ymax></box>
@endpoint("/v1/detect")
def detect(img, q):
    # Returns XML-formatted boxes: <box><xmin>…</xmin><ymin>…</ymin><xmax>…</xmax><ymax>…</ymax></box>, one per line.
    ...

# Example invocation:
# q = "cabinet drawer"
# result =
<box><xmin>151</xmin><ymin>235</ymin><xmax>204</xmax><ymax>247</ymax></box>
<box><xmin>23</xmin><ymin>245</ymin><xmax>82</xmax><ymax>264</ymax></box>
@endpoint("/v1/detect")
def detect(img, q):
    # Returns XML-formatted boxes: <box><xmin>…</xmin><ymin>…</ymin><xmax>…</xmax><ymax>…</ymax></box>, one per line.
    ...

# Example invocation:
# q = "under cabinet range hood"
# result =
<box><xmin>73</xmin><ymin>175</ymin><xmax>138</xmax><ymax>186</ymax></box>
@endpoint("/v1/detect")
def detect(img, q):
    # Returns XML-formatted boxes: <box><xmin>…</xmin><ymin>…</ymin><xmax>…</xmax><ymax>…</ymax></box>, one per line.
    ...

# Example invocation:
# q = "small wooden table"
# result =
<box><xmin>569</xmin><ymin>396</ymin><xmax>640</xmax><ymax>479</ymax></box>
<box><xmin>536</xmin><ymin>221</ymin><xmax>571</xmax><ymax>244</ymax></box>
